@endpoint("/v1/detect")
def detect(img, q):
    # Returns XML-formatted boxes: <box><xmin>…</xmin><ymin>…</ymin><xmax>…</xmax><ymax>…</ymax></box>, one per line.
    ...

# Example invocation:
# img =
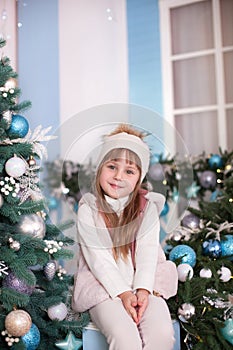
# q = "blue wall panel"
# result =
<box><xmin>17</xmin><ymin>0</ymin><xmax>60</xmax><ymax>160</ymax></box>
<box><xmin>127</xmin><ymin>0</ymin><xmax>164</xmax><ymax>154</ymax></box>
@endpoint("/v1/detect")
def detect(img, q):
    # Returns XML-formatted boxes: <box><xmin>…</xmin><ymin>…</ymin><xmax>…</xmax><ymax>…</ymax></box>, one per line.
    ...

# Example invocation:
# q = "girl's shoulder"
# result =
<box><xmin>140</xmin><ymin>189</ymin><xmax>165</xmax><ymax>216</ymax></box>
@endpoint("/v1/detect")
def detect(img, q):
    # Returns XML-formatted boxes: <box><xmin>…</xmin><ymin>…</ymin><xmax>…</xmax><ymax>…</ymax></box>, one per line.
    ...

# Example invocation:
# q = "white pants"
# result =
<box><xmin>89</xmin><ymin>295</ymin><xmax>175</xmax><ymax>350</ymax></box>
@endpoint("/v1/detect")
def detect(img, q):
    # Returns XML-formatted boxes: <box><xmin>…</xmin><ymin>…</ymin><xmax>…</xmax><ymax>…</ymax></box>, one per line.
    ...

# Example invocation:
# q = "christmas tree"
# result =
<box><xmin>0</xmin><ymin>39</ymin><xmax>89</xmax><ymax>350</ymax></box>
<box><xmin>161</xmin><ymin>153</ymin><xmax>233</xmax><ymax>349</ymax></box>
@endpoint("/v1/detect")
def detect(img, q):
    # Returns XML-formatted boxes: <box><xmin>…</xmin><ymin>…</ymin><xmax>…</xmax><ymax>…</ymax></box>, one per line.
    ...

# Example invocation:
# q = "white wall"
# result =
<box><xmin>0</xmin><ymin>0</ymin><xmax>17</xmax><ymax>69</ymax></box>
<box><xmin>58</xmin><ymin>0</ymin><xmax>129</xmax><ymax>162</ymax></box>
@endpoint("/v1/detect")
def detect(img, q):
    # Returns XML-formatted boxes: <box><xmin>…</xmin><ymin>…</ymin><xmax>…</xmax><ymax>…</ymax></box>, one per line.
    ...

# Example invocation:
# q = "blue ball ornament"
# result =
<box><xmin>220</xmin><ymin>235</ymin><xmax>233</xmax><ymax>260</ymax></box>
<box><xmin>202</xmin><ymin>239</ymin><xmax>222</xmax><ymax>258</ymax></box>
<box><xmin>21</xmin><ymin>323</ymin><xmax>40</xmax><ymax>350</ymax></box>
<box><xmin>150</xmin><ymin>153</ymin><xmax>160</xmax><ymax>164</ymax></box>
<box><xmin>169</xmin><ymin>244</ymin><xmax>196</xmax><ymax>267</ymax></box>
<box><xmin>208</xmin><ymin>154</ymin><xmax>223</xmax><ymax>169</ymax></box>
<box><xmin>160</xmin><ymin>202</ymin><xmax>169</xmax><ymax>216</ymax></box>
<box><xmin>221</xmin><ymin>318</ymin><xmax>233</xmax><ymax>345</ymax></box>
<box><xmin>7</xmin><ymin>114</ymin><xmax>29</xmax><ymax>138</ymax></box>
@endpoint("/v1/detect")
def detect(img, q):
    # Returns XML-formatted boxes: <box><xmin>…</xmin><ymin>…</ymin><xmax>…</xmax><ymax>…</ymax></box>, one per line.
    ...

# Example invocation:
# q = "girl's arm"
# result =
<box><xmin>133</xmin><ymin>201</ymin><xmax>160</xmax><ymax>293</ymax></box>
<box><xmin>77</xmin><ymin>203</ymin><xmax>133</xmax><ymax>299</ymax></box>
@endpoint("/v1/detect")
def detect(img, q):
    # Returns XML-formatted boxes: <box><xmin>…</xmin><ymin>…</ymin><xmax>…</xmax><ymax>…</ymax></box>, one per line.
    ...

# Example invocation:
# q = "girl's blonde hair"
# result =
<box><xmin>94</xmin><ymin>124</ymin><xmax>145</xmax><ymax>260</ymax></box>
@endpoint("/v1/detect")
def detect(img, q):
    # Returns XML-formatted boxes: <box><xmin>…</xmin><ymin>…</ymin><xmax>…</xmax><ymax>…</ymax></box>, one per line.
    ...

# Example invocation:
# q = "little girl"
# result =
<box><xmin>72</xmin><ymin>124</ymin><xmax>176</xmax><ymax>350</ymax></box>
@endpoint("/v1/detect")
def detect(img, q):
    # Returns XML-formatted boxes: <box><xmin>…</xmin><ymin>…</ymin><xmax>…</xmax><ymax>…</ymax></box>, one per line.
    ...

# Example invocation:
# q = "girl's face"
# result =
<box><xmin>99</xmin><ymin>155</ymin><xmax>140</xmax><ymax>199</ymax></box>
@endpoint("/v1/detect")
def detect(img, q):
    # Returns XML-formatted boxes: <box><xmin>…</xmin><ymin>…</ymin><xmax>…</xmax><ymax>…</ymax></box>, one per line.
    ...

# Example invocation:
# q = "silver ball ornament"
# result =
<box><xmin>47</xmin><ymin>302</ymin><xmax>68</xmax><ymax>321</ymax></box>
<box><xmin>177</xmin><ymin>263</ymin><xmax>194</xmax><ymax>282</ymax></box>
<box><xmin>17</xmin><ymin>214</ymin><xmax>46</xmax><ymax>238</ymax></box>
<box><xmin>178</xmin><ymin>303</ymin><xmax>195</xmax><ymax>322</ymax></box>
<box><xmin>5</xmin><ymin>156</ymin><xmax>26</xmax><ymax>178</ymax></box>
<box><xmin>148</xmin><ymin>163</ymin><xmax>165</xmax><ymax>181</ymax></box>
<box><xmin>199</xmin><ymin>268</ymin><xmax>212</xmax><ymax>278</ymax></box>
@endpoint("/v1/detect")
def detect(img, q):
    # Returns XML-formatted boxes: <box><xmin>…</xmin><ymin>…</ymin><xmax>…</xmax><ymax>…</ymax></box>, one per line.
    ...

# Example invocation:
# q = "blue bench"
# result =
<box><xmin>83</xmin><ymin>320</ymin><xmax>180</xmax><ymax>350</ymax></box>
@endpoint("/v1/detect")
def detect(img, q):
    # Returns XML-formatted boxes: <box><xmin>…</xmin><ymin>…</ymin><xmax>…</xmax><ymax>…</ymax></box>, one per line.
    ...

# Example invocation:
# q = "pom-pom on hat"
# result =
<box><xmin>96</xmin><ymin>129</ymin><xmax>150</xmax><ymax>182</ymax></box>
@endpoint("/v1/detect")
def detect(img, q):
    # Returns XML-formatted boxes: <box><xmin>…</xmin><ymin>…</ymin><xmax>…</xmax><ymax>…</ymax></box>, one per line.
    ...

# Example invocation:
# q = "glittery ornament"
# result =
<box><xmin>5</xmin><ymin>156</ymin><xmax>27</xmax><ymax>178</ymax></box>
<box><xmin>44</xmin><ymin>260</ymin><xmax>56</xmax><ymax>281</ymax></box>
<box><xmin>199</xmin><ymin>170</ymin><xmax>217</xmax><ymax>189</ymax></box>
<box><xmin>181</xmin><ymin>213</ymin><xmax>200</xmax><ymax>230</ymax></box>
<box><xmin>21</xmin><ymin>323</ymin><xmax>41</xmax><ymax>350</ymax></box>
<box><xmin>177</xmin><ymin>263</ymin><xmax>194</xmax><ymax>282</ymax></box>
<box><xmin>48</xmin><ymin>302</ymin><xmax>68</xmax><ymax>321</ymax></box>
<box><xmin>17</xmin><ymin>213</ymin><xmax>46</xmax><ymax>238</ymax></box>
<box><xmin>202</xmin><ymin>239</ymin><xmax>222</xmax><ymax>258</ymax></box>
<box><xmin>169</xmin><ymin>244</ymin><xmax>196</xmax><ymax>267</ymax></box>
<box><xmin>148</xmin><ymin>163</ymin><xmax>165</xmax><ymax>181</ymax></box>
<box><xmin>55</xmin><ymin>331</ymin><xmax>83</xmax><ymax>350</ymax></box>
<box><xmin>7</xmin><ymin>114</ymin><xmax>29</xmax><ymax>138</ymax></box>
<box><xmin>5</xmin><ymin>309</ymin><xmax>32</xmax><ymax>337</ymax></box>
<box><xmin>220</xmin><ymin>235</ymin><xmax>233</xmax><ymax>259</ymax></box>
<box><xmin>3</xmin><ymin>270</ymin><xmax>35</xmax><ymax>295</ymax></box>
<box><xmin>178</xmin><ymin>303</ymin><xmax>195</xmax><ymax>322</ymax></box>
<box><xmin>221</xmin><ymin>318</ymin><xmax>233</xmax><ymax>345</ymax></box>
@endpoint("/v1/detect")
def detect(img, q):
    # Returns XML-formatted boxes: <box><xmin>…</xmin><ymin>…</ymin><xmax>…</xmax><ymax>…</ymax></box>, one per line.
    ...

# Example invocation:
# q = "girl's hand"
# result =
<box><xmin>118</xmin><ymin>291</ymin><xmax>138</xmax><ymax>324</ymax></box>
<box><xmin>136</xmin><ymin>289</ymin><xmax>149</xmax><ymax>323</ymax></box>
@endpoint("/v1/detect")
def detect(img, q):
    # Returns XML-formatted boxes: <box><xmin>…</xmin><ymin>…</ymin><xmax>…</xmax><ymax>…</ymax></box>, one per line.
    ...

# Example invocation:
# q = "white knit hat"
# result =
<box><xmin>97</xmin><ymin>132</ymin><xmax>150</xmax><ymax>182</ymax></box>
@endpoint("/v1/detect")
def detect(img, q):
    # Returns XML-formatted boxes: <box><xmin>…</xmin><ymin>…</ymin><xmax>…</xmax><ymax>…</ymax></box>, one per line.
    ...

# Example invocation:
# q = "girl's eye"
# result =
<box><xmin>126</xmin><ymin>169</ymin><xmax>135</xmax><ymax>175</ymax></box>
<box><xmin>107</xmin><ymin>164</ymin><xmax>116</xmax><ymax>170</ymax></box>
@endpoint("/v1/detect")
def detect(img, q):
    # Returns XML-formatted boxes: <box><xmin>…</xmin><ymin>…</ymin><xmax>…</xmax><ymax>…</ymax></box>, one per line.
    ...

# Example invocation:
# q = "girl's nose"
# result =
<box><xmin>114</xmin><ymin>168</ymin><xmax>123</xmax><ymax>180</ymax></box>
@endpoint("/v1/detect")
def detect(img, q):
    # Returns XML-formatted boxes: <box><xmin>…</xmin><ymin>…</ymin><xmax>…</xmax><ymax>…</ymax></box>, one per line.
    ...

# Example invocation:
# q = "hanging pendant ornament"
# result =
<box><xmin>44</xmin><ymin>260</ymin><xmax>56</xmax><ymax>281</ymax></box>
<box><xmin>1</xmin><ymin>110</ymin><xmax>12</xmax><ymax>129</ymax></box>
<box><xmin>178</xmin><ymin>303</ymin><xmax>195</xmax><ymax>322</ymax></box>
<box><xmin>21</xmin><ymin>323</ymin><xmax>41</xmax><ymax>350</ymax></box>
<box><xmin>5</xmin><ymin>156</ymin><xmax>27</xmax><ymax>178</ymax></box>
<box><xmin>7</xmin><ymin>114</ymin><xmax>29</xmax><ymax>138</ymax></box>
<box><xmin>5</xmin><ymin>309</ymin><xmax>32</xmax><ymax>337</ymax></box>
<box><xmin>8</xmin><ymin>237</ymin><xmax>21</xmax><ymax>251</ymax></box>
<box><xmin>1</xmin><ymin>329</ymin><xmax>20</xmax><ymax>347</ymax></box>
<box><xmin>27</xmin><ymin>155</ymin><xmax>37</xmax><ymax>167</ymax></box>
<box><xmin>17</xmin><ymin>213</ymin><xmax>46</xmax><ymax>238</ymax></box>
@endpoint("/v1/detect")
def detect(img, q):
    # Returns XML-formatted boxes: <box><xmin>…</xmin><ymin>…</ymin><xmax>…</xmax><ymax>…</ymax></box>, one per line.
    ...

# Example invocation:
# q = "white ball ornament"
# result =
<box><xmin>199</xmin><ymin>268</ymin><xmax>212</xmax><ymax>278</ymax></box>
<box><xmin>48</xmin><ymin>302</ymin><xmax>68</xmax><ymax>321</ymax></box>
<box><xmin>177</xmin><ymin>263</ymin><xmax>194</xmax><ymax>282</ymax></box>
<box><xmin>217</xmin><ymin>267</ymin><xmax>232</xmax><ymax>282</ymax></box>
<box><xmin>5</xmin><ymin>156</ymin><xmax>26</xmax><ymax>178</ymax></box>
